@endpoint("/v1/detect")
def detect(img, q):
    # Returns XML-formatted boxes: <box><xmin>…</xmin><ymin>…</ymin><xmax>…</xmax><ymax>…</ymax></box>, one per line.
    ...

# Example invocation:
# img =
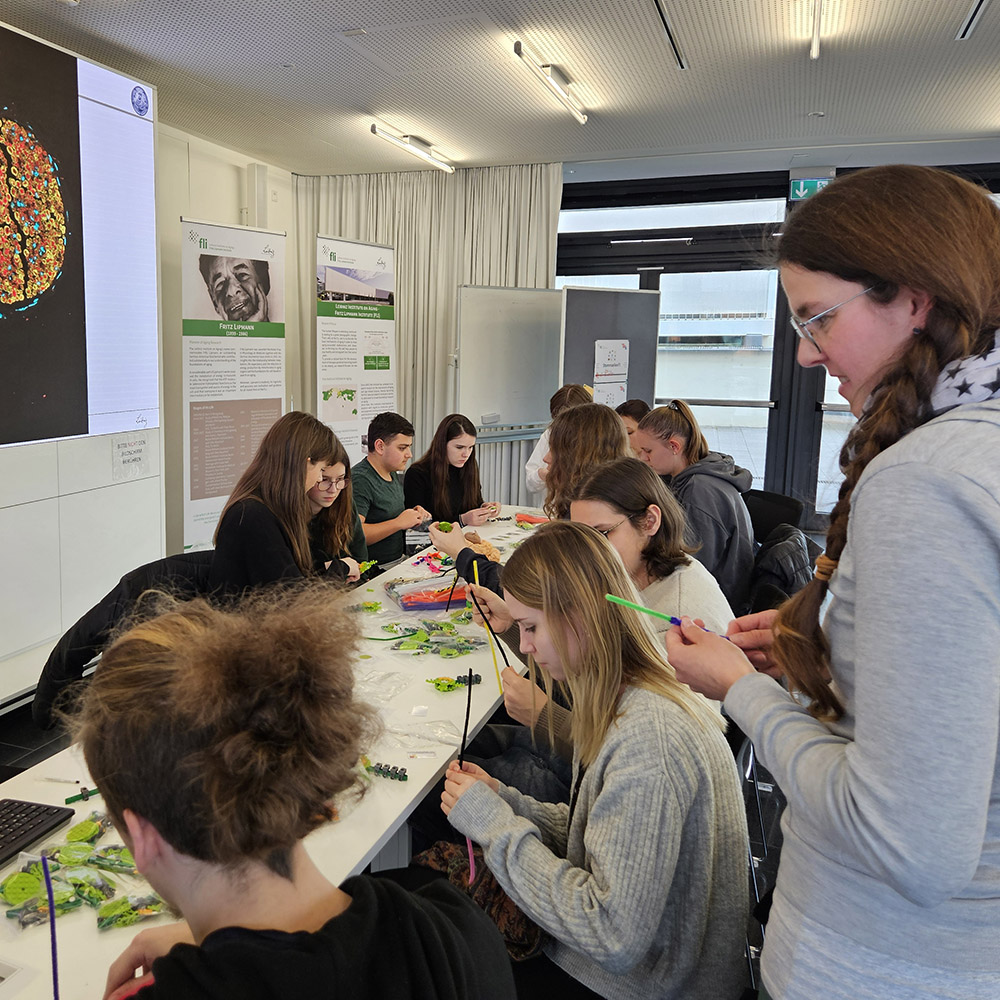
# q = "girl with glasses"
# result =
<box><xmin>632</xmin><ymin>400</ymin><xmax>755</xmax><ymax>614</ymax></box>
<box><xmin>666</xmin><ymin>164</ymin><xmax>1000</xmax><ymax>1000</ymax></box>
<box><xmin>307</xmin><ymin>434</ymin><xmax>367</xmax><ymax>583</ymax></box>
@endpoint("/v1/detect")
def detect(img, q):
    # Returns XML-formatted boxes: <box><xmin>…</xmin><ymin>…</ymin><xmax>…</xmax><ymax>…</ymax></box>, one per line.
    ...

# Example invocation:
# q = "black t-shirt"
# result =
<box><xmin>137</xmin><ymin>875</ymin><xmax>515</xmax><ymax>1000</ymax></box>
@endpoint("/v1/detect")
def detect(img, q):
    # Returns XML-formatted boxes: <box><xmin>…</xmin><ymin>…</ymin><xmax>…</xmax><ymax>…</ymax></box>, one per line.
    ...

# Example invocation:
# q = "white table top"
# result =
<box><xmin>0</xmin><ymin>508</ymin><xmax>538</xmax><ymax>999</ymax></box>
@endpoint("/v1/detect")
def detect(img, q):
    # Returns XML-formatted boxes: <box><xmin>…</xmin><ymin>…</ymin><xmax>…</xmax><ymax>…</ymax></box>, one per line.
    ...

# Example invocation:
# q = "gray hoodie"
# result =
<box><xmin>667</xmin><ymin>451</ymin><xmax>754</xmax><ymax>614</ymax></box>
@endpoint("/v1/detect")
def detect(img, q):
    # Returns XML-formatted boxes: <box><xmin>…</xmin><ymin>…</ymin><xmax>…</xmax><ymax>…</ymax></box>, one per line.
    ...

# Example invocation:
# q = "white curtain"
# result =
<box><xmin>293</xmin><ymin>163</ymin><xmax>562</xmax><ymax>450</ymax></box>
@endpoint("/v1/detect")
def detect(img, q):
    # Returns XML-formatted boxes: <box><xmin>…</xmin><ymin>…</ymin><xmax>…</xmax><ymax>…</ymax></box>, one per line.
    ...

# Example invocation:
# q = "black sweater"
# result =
<box><xmin>136</xmin><ymin>875</ymin><xmax>515</xmax><ymax>1000</ymax></box>
<box><xmin>403</xmin><ymin>463</ymin><xmax>480</xmax><ymax>523</ymax></box>
<box><xmin>208</xmin><ymin>498</ymin><xmax>348</xmax><ymax>596</ymax></box>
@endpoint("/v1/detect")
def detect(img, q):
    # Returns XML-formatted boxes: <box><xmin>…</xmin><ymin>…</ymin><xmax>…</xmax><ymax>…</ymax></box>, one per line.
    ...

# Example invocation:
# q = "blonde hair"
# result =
<box><xmin>637</xmin><ymin>401</ymin><xmax>710</xmax><ymax>467</ymax></box>
<box><xmin>70</xmin><ymin>584</ymin><xmax>381</xmax><ymax>878</ymax></box>
<box><xmin>500</xmin><ymin>521</ymin><xmax>723</xmax><ymax>766</ymax></box>
<box><xmin>544</xmin><ymin>403</ymin><xmax>632</xmax><ymax>519</ymax></box>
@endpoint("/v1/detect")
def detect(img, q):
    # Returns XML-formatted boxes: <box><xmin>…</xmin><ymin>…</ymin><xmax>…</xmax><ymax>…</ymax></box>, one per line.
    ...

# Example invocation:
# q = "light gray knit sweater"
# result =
<box><xmin>726</xmin><ymin>399</ymin><xmax>1000</xmax><ymax>999</ymax></box>
<box><xmin>448</xmin><ymin>686</ymin><xmax>748</xmax><ymax>1000</ymax></box>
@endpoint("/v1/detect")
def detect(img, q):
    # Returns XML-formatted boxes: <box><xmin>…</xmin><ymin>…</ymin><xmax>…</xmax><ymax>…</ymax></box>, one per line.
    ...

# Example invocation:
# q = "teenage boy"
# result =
<box><xmin>353</xmin><ymin>412</ymin><xmax>430</xmax><ymax>566</ymax></box>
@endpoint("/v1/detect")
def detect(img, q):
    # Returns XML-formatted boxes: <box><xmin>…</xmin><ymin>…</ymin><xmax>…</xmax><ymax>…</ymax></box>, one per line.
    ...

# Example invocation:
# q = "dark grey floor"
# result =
<box><xmin>0</xmin><ymin>704</ymin><xmax>71</xmax><ymax>780</ymax></box>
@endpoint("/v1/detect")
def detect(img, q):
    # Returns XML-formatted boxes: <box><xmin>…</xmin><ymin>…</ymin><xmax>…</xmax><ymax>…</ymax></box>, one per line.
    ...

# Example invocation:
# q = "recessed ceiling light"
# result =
<box><xmin>808</xmin><ymin>111</ymin><xmax>826</xmax><ymax>117</ymax></box>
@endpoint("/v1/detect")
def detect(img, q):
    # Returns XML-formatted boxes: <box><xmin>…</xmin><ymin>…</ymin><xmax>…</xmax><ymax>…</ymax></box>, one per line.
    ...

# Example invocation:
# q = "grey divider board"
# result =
<box><xmin>457</xmin><ymin>286</ymin><xmax>562</xmax><ymax>425</ymax></box>
<box><xmin>560</xmin><ymin>288</ymin><xmax>660</xmax><ymax>405</ymax></box>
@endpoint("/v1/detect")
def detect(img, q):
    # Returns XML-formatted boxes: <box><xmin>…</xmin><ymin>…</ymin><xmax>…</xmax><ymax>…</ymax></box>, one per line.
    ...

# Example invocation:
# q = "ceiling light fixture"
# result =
<box><xmin>810</xmin><ymin>0</ymin><xmax>823</xmax><ymax>59</ymax></box>
<box><xmin>369</xmin><ymin>124</ymin><xmax>454</xmax><ymax>173</ymax></box>
<box><xmin>956</xmin><ymin>0</ymin><xmax>992</xmax><ymax>39</ymax></box>
<box><xmin>651</xmin><ymin>0</ymin><xmax>687</xmax><ymax>69</ymax></box>
<box><xmin>513</xmin><ymin>41</ymin><xmax>588</xmax><ymax>124</ymax></box>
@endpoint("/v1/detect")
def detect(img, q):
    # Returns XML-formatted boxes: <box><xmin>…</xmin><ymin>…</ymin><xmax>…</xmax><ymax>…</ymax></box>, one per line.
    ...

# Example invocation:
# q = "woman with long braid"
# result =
<box><xmin>665</xmin><ymin>165</ymin><xmax>1000</xmax><ymax>1000</ymax></box>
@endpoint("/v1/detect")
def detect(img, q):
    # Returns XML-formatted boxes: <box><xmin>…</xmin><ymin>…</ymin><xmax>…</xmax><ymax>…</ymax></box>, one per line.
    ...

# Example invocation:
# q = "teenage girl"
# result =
<box><xmin>75</xmin><ymin>585</ymin><xmax>515</xmax><ymax>1000</ymax></box>
<box><xmin>524</xmin><ymin>383</ymin><xmax>592</xmax><ymax>497</ymax></box>
<box><xmin>442</xmin><ymin>521</ymin><xmax>748</xmax><ymax>1000</ymax></box>
<box><xmin>403</xmin><ymin>413</ymin><xmax>498</xmax><ymax>526</ymax></box>
<box><xmin>666</xmin><ymin>164</ymin><xmax>1000</xmax><ymax>1000</ymax></box>
<box><xmin>541</xmin><ymin>402</ymin><xmax>633</xmax><ymax>519</ymax></box>
<box><xmin>632</xmin><ymin>400</ymin><xmax>754</xmax><ymax>613</ymax></box>
<box><xmin>614</xmin><ymin>398</ymin><xmax>651</xmax><ymax>453</ymax></box>
<box><xmin>307</xmin><ymin>434</ymin><xmax>367</xmax><ymax>576</ymax></box>
<box><xmin>209</xmin><ymin>411</ymin><xmax>360</xmax><ymax>594</ymax></box>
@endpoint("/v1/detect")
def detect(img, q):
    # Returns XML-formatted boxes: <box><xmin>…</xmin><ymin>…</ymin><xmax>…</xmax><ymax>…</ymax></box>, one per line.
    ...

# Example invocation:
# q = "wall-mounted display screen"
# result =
<box><xmin>0</xmin><ymin>24</ymin><xmax>158</xmax><ymax>446</ymax></box>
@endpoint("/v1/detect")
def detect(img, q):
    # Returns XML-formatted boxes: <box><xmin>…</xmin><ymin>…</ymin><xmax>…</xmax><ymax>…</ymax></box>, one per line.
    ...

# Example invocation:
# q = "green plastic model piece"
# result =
<box><xmin>46</xmin><ymin>843</ymin><xmax>93</xmax><ymax>865</ymax></box>
<box><xmin>89</xmin><ymin>845</ymin><xmax>137</xmax><ymax>874</ymax></box>
<box><xmin>437</xmin><ymin>521</ymin><xmax>453</xmax><ymax>532</ymax></box>
<box><xmin>63</xmin><ymin>867</ymin><xmax>116</xmax><ymax>907</ymax></box>
<box><xmin>97</xmin><ymin>892</ymin><xmax>164</xmax><ymax>930</ymax></box>
<box><xmin>358</xmin><ymin>559</ymin><xmax>377</xmax><ymax>574</ymax></box>
<box><xmin>1</xmin><ymin>871</ymin><xmax>40</xmax><ymax>906</ymax></box>
<box><xmin>66</xmin><ymin>819</ymin><xmax>100</xmax><ymax>843</ymax></box>
<box><xmin>7</xmin><ymin>886</ymin><xmax>82</xmax><ymax>927</ymax></box>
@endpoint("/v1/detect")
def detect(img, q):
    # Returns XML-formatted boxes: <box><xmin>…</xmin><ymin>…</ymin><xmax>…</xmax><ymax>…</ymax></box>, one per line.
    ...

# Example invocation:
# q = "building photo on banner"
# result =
<box><xmin>316</xmin><ymin>235</ymin><xmax>396</xmax><ymax>462</ymax></box>
<box><xmin>181</xmin><ymin>219</ymin><xmax>286</xmax><ymax>549</ymax></box>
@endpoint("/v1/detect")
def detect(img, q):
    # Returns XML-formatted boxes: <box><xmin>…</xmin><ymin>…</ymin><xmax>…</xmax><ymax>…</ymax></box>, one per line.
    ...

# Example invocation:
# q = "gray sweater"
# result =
<box><xmin>449</xmin><ymin>686</ymin><xmax>748</xmax><ymax>1000</ymax></box>
<box><xmin>669</xmin><ymin>452</ymin><xmax>754</xmax><ymax>615</ymax></box>
<box><xmin>726</xmin><ymin>400</ymin><xmax>1000</xmax><ymax>998</ymax></box>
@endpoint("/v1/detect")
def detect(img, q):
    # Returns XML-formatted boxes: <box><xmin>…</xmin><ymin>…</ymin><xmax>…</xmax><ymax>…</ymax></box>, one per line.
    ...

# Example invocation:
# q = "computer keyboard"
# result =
<box><xmin>0</xmin><ymin>799</ymin><xmax>76</xmax><ymax>868</ymax></box>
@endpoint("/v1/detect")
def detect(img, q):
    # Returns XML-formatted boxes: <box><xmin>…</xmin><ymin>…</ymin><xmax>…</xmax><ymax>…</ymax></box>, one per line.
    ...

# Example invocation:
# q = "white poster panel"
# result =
<box><xmin>315</xmin><ymin>236</ymin><xmax>396</xmax><ymax>462</ymax></box>
<box><xmin>181</xmin><ymin>219</ymin><xmax>286</xmax><ymax>549</ymax></box>
<box><xmin>593</xmin><ymin>338</ymin><xmax>629</xmax><ymax>406</ymax></box>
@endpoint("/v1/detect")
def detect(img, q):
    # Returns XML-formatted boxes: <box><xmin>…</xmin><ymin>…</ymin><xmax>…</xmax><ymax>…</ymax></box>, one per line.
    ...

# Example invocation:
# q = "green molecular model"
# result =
<box><xmin>426</xmin><ymin>674</ymin><xmax>482</xmax><ymax>692</ymax></box>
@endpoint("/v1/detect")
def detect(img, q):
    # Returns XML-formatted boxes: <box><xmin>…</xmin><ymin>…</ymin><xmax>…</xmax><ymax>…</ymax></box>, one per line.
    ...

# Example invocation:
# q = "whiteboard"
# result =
<box><xmin>457</xmin><ymin>286</ymin><xmax>562</xmax><ymax>426</ymax></box>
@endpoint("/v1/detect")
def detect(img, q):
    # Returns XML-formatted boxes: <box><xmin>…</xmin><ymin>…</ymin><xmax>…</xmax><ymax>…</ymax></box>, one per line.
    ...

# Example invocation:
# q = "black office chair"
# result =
<box><xmin>737</xmin><ymin>737</ymin><xmax>787</xmax><ymax>996</ymax></box>
<box><xmin>32</xmin><ymin>550</ymin><xmax>214</xmax><ymax>729</ymax></box>
<box><xmin>743</xmin><ymin>489</ymin><xmax>804</xmax><ymax>544</ymax></box>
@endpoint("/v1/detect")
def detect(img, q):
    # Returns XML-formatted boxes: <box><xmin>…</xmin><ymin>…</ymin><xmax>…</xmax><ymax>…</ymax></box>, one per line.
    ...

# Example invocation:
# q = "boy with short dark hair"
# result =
<box><xmin>352</xmin><ymin>412</ymin><xmax>429</xmax><ymax>565</ymax></box>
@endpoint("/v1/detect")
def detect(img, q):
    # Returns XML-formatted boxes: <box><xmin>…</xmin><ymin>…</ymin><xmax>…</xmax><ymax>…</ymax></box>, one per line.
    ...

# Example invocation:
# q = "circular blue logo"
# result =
<box><xmin>131</xmin><ymin>86</ymin><xmax>149</xmax><ymax>117</ymax></box>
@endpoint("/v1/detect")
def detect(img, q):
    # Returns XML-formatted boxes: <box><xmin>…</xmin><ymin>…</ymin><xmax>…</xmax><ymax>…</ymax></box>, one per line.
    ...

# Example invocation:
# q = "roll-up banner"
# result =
<box><xmin>181</xmin><ymin>219</ymin><xmax>286</xmax><ymax>549</ymax></box>
<box><xmin>315</xmin><ymin>236</ymin><xmax>396</xmax><ymax>463</ymax></box>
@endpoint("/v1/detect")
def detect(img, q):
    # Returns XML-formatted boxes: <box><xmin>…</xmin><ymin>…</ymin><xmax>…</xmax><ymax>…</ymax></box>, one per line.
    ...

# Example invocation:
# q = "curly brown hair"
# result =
<box><xmin>543</xmin><ymin>403</ymin><xmax>632</xmax><ymax>519</ymax></box>
<box><xmin>774</xmin><ymin>164</ymin><xmax>1000</xmax><ymax>719</ymax></box>
<box><xmin>70</xmin><ymin>584</ymin><xmax>381</xmax><ymax>878</ymax></box>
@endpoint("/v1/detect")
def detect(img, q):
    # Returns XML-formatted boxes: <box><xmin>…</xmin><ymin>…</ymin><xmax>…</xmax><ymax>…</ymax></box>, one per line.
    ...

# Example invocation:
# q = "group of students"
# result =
<box><xmin>207</xmin><ymin>408</ymin><xmax>501</xmax><ymax>595</ymax></box>
<box><xmin>70</xmin><ymin>164</ymin><xmax>998</xmax><ymax>1000</ymax></box>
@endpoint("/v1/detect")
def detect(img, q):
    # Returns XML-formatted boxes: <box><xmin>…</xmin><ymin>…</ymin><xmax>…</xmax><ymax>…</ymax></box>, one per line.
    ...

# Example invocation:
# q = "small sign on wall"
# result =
<box><xmin>593</xmin><ymin>339</ymin><xmax>629</xmax><ymax>406</ymax></box>
<box><xmin>112</xmin><ymin>431</ymin><xmax>150</xmax><ymax>482</ymax></box>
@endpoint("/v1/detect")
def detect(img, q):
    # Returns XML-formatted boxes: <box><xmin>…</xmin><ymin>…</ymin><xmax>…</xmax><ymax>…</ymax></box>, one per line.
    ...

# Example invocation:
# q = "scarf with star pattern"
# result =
<box><xmin>929</xmin><ymin>329</ymin><xmax>1000</xmax><ymax>415</ymax></box>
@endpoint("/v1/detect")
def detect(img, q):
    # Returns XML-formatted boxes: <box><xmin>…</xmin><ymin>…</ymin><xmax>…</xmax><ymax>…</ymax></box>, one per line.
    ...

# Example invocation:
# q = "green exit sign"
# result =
<box><xmin>789</xmin><ymin>177</ymin><xmax>832</xmax><ymax>201</ymax></box>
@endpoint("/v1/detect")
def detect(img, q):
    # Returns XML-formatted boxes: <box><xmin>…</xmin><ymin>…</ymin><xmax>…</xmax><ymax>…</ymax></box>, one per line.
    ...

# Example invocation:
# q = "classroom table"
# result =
<box><xmin>0</xmin><ymin>508</ymin><xmax>538</xmax><ymax>1000</ymax></box>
